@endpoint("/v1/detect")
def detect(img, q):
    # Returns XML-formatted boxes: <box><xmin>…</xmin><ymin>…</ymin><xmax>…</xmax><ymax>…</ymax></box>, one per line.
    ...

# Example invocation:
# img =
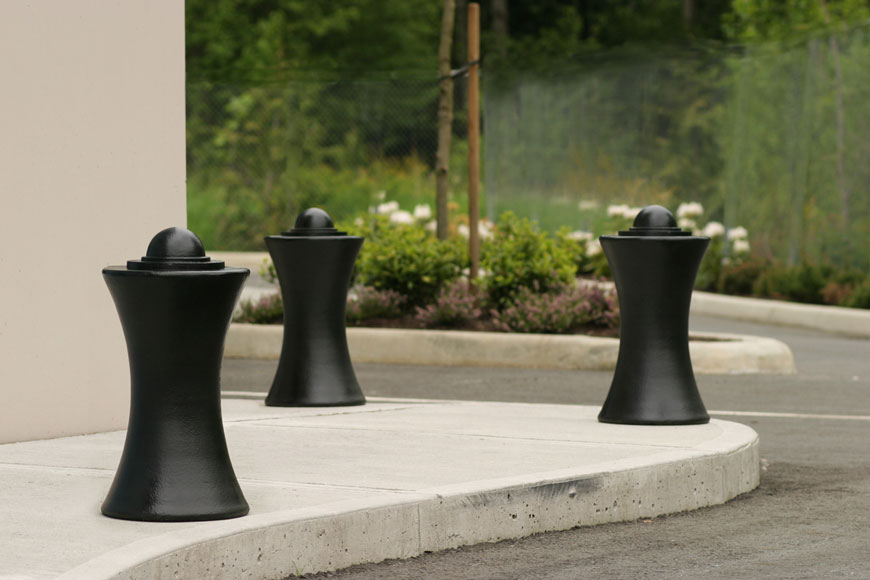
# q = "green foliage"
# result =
<box><xmin>843</xmin><ymin>280</ymin><xmax>870</xmax><ymax>309</ymax></box>
<box><xmin>725</xmin><ymin>0</ymin><xmax>869</xmax><ymax>42</ymax></box>
<box><xmin>354</xmin><ymin>218</ymin><xmax>466</xmax><ymax>308</ymax></box>
<box><xmin>482</xmin><ymin>212</ymin><xmax>577</xmax><ymax>307</ymax></box>
<box><xmin>752</xmin><ymin>262</ymin><xmax>832</xmax><ymax>304</ymax></box>
<box><xmin>189</xmin><ymin>155</ymin><xmax>457</xmax><ymax>250</ymax></box>
<box><xmin>186</xmin><ymin>0</ymin><xmax>440</xmax><ymax>80</ymax></box>
<box><xmin>719</xmin><ymin>259</ymin><xmax>768</xmax><ymax>296</ymax></box>
<box><xmin>554</xmin><ymin>228</ymin><xmax>589</xmax><ymax>275</ymax></box>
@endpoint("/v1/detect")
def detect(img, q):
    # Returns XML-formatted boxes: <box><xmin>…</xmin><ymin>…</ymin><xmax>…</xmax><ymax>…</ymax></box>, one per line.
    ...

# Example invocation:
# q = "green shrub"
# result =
<box><xmin>482</xmin><ymin>212</ymin><xmax>577</xmax><ymax>308</ymax></box>
<box><xmin>752</xmin><ymin>263</ymin><xmax>831</xmax><ymax>304</ymax></box>
<box><xmin>719</xmin><ymin>258</ymin><xmax>768</xmax><ymax>296</ymax></box>
<box><xmin>695</xmin><ymin>237</ymin><xmax>727</xmax><ymax>292</ymax></box>
<box><xmin>554</xmin><ymin>228</ymin><xmax>589</xmax><ymax>275</ymax></box>
<box><xmin>843</xmin><ymin>280</ymin><xmax>870</xmax><ymax>309</ymax></box>
<box><xmin>354</xmin><ymin>217</ymin><xmax>466</xmax><ymax>308</ymax></box>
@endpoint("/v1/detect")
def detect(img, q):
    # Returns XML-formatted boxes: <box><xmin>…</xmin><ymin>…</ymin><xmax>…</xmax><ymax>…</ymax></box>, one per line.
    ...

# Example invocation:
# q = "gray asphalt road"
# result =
<box><xmin>221</xmin><ymin>315</ymin><xmax>870</xmax><ymax>580</ymax></box>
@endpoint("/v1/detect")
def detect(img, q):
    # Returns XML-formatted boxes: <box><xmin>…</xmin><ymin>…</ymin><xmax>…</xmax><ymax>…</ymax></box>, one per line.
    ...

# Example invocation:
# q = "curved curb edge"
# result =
<box><xmin>57</xmin><ymin>420</ymin><xmax>759</xmax><ymax>580</ymax></box>
<box><xmin>225</xmin><ymin>324</ymin><xmax>796</xmax><ymax>375</ymax></box>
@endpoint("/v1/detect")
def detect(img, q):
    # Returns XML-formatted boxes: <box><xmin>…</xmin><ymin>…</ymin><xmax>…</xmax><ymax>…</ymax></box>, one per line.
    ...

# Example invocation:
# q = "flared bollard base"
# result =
<box><xmin>265</xmin><ymin>395</ymin><xmax>367</xmax><ymax>408</ymax></box>
<box><xmin>101</xmin><ymin>500</ymin><xmax>249</xmax><ymax>523</ymax></box>
<box><xmin>265</xmin><ymin>354</ymin><xmax>366</xmax><ymax>407</ymax></box>
<box><xmin>598</xmin><ymin>409</ymin><xmax>710</xmax><ymax>426</ymax></box>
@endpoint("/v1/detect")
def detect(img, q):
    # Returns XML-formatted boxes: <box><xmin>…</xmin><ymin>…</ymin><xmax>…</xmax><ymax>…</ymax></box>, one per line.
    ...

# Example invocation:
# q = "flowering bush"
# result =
<box><xmin>235</xmin><ymin>293</ymin><xmax>283</xmax><ymax>324</ymax></box>
<box><xmin>346</xmin><ymin>285</ymin><xmax>407</xmax><ymax>323</ymax></box>
<box><xmin>491</xmin><ymin>282</ymin><xmax>619</xmax><ymax>334</ymax></box>
<box><xmin>414</xmin><ymin>279</ymin><xmax>483</xmax><ymax>328</ymax></box>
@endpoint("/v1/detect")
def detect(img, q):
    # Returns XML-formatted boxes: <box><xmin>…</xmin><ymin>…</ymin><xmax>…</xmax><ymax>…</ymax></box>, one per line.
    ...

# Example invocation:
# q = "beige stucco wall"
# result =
<box><xmin>0</xmin><ymin>2</ymin><xmax>186</xmax><ymax>442</ymax></box>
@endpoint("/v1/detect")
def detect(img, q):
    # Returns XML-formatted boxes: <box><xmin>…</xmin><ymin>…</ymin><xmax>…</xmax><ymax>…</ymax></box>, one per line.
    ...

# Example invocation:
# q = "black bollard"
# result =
<box><xmin>101</xmin><ymin>227</ymin><xmax>249</xmax><ymax>521</ymax></box>
<box><xmin>264</xmin><ymin>208</ymin><xmax>365</xmax><ymax>407</ymax></box>
<box><xmin>598</xmin><ymin>205</ymin><xmax>711</xmax><ymax>425</ymax></box>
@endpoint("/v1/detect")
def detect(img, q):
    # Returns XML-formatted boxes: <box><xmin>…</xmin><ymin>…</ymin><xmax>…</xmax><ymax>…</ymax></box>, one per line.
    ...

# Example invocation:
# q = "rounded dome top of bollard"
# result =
<box><xmin>282</xmin><ymin>208</ymin><xmax>347</xmax><ymax>236</ymax></box>
<box><xmin>127</xmin><ymin>227</ymin><xmax>225</xmax><ymax>270</ymax></box>
<box><xmin>619</xmin><ymin>205</ymin><xmax>692</xmax><ymax>237</ymax></box>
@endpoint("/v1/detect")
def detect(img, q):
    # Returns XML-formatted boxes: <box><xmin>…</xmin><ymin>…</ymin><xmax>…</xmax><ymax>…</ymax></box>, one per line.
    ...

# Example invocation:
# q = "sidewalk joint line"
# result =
<box><xmin>710</xmin><ymin>409</ymin><xmax>870</xmax><ymax>421</ymax></box>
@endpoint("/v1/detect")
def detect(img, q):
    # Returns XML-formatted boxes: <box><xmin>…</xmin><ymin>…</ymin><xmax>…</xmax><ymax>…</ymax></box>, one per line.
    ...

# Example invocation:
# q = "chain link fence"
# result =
<box><xmin>188</xmin><ymin>27</ymin><xmax>869</xmax><ymax>270</ymax></box>
<box><xmin>483</xmin><ymin>26</ymin><xmax>870</xmax><ymax>270</ymax></box>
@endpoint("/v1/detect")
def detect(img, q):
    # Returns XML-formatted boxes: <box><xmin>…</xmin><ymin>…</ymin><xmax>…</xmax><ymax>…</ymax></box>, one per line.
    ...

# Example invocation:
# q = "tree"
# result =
<box><xmin>436</xmin><ymin>0</ymin><xmax>456</xmax><ymax>240</ymax></box>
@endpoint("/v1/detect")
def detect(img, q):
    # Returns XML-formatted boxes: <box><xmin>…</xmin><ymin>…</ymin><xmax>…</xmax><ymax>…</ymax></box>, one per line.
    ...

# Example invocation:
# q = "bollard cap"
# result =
<box><xmin>127</xmin><ymin>227</ymin><xmax>225</xmax><ymax>271</ymax></box>
<box><xmin>282</xmin><ymin>208</ymin><xmax>347</xmax><ymax>236</ymax></box>
<box><xmin>618</xmin><ymin>205</ymin><xmax>692</xmax><ymax>237</ymax></box>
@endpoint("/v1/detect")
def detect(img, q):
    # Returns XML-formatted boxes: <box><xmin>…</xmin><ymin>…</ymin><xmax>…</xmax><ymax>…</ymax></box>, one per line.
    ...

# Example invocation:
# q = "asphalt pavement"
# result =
<box><xmin>221</xmin><ymin>314</ymin><xmax>870</xmax><ymax>580</ymax></box>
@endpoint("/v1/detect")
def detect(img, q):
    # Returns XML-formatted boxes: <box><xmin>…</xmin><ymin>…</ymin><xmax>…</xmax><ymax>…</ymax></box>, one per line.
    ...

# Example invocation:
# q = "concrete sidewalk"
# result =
<box><xmin>0</xmin><ymin>396</ymin><xmax>758</xmax><ymax>580</ymax></box>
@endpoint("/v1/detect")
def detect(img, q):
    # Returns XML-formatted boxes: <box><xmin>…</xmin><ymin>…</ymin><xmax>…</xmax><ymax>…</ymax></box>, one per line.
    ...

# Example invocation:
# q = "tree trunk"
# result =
<box><xmin>435</xmin><ymin>0</ymin><xmax>456</xmax><ymax>240</ymax></box>
<box><xmin>492</xmin><ymin>0</ymin><xmax>508</xmax><ymax>58</ymax></box>
<box><xmin>820</xmin><ymin>0</ymin><xmax>849</xmax><ymax>226</ymax></box>
<box><xmin>830</xmin><ymin>39</ymin><xmax>848</xmax><ymax>226</ymax></box>
<box><xmin>579</xmin><ymin>0</ymin><xmax>592</xmax><ymax>41</ymax></box>
<box><xmin>682</xmin><ymin>0</ymin><xmax>694</xmax><ymax>35</ymax></box>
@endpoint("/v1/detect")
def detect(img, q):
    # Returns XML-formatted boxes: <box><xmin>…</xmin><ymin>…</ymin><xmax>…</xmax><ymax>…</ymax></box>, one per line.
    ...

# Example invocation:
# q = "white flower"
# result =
<box><xmin>732</xmin><ymin>239</ymin><xmax>751</xmax><ymax>254</ymax></box>
<box><xmin>578</xmin><ymin>200</ymin><xmax>600</xmax><ymax>211</ymax></box>
<box><xmin>623</xmin><ymin>207</ymin><xmax>642</xmax><ymax>220</ymax></box>
<box><xmin>678</xmin><ymin>218</ymin><xmax>697</xmax><ymax>231</ymax></box>
<box><xmin>585</xmin><ymin>239</ymin><xmax>602</xmax><ymax>257</ymax></box>
<box><xmin>567</xmin><ymin>230</ymin><xmax>594</xmax><ymax>241</ymax></box>
<box><xmin>354</xmin><ymin>217</ymin><xmax>364</xmax><ymax>227</ymax></box>
<box><xmin>376</xmin><ymin>201</ymin><xmax>400</xmax><ymax>215</ymax></box>
<box><xmin>702</xmin><ymin>221</ymin><xmax>725</xmax><ymax>238</ymax></box>
<box><xmin>727</xmin><ymin>226</ymin><xmax>748</xmax><ymax>241</ymax></box>
<box><xmin>478</xmin><ymin>220</ymin><xmax>494</xmax><ymax>240</ymax></box>
<box><xmin>424</xmin><ymin>220</ymin><xmax>437</xmax><ymax>232</ymax></box>
<box><xmin>389</xmin><ymin>210</ymin><xmax>414</xmax><ymax>225</ymax></box>
<box><xmin>374</xmin><ymin>190</ymin><xmax>387</xmax><ymax>201</ymax></box>
<box><xmin>457</xmin><ymin>223</ymin><xmax>470</xmax><ymax>238</ymax></box>
<box><xmin>607</xmin><ymin>204</ymin><xmax>630</xmax><ymax>217</ymax></box>
<box><xmin>413</xmin><ymin>204</ymin><xmax>432</xmax><ymax>220</ymax></box>
<box><xmin>462</xmin><ymin>267</ymin><xmax>488</xmax><ymax>279</ymax></box>
<box><xmin>677</xmin><ymin>202</ymin><xmax>704</xmax><ymax>219</ymax></box>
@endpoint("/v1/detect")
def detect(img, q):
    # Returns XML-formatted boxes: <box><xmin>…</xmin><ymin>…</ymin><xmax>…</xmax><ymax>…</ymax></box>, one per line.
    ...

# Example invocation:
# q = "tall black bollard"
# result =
<box><xmin>101</xmin><ymin>227</ymin><xmax>249</xmax><ymax>521</ymax></box>
<box><xmin>598</xmin><ymin>205</ymin><xmax>711</xmax><ymax>425</ymax></box>
<box><xmin>265</xmin><ymin>208</ymin><xmax>366</xmax><ymax>407</ymax></box>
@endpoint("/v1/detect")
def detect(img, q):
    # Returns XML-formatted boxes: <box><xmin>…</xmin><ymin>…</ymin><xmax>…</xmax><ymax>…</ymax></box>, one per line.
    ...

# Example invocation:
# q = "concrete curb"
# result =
<box><xmin>691</xmin><ymin>291</ymin><xmax>870</xmax><ymax>338</ymax></box>
<box><xmin>225</xmin><ymin>324</ymin><xmax>796</xmax><ymax>375</ymax></box>
<box><xmin>50</xmin><ymin>400</ymin><xmax>759</xmax><ymax>580</ymax></box>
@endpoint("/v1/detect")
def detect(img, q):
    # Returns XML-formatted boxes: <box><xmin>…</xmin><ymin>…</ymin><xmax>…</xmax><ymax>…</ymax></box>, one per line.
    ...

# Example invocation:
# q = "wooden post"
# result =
<box><xmin>467</xmin><ymin>2</ymin><xmax>480</xmax><ymax>281</ymax></box>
